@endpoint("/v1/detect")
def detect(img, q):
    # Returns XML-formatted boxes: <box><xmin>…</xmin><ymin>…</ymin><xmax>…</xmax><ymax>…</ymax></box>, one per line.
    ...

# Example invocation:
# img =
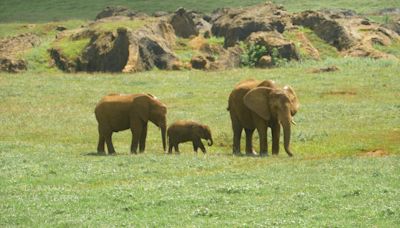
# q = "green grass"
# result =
<box><xmin>0</xmin><ymin>20</ymin><xmax>85</xmax><ymax>38</ymax></box>
<box><xmin>0</xmin><ymin>0</ymin><xmax>398</xmax><ymax>22</ymax></box>
<box><xmin>90</xmin><ymin>18</ymin><xmax>152</xmax><ymax>32</ymax></box>
<box><xmin>52</xmin><ymin>36</ymin><xmax>91</xmax><ymax>60</ymax></box>
<box><xmin>1</xmin><ymin>58</ymin><xmax>399</xmax><ymax>226</ymax></box>
<box><xmin>374</xmin><ymin>40</ymin><xmax>400</xmax><ymax>58</ymax></box>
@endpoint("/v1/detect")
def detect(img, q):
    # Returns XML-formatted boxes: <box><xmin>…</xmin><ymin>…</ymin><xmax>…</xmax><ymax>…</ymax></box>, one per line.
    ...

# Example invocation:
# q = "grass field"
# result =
<box><xmin>1</xmin><ymin>58</ymin><xmax>399</xmax><ymax>226</ymax></box>
<box><xmin>0</xmin><ymin>0</ymin><xmax>398</xmax><ymax>22</ymax></box>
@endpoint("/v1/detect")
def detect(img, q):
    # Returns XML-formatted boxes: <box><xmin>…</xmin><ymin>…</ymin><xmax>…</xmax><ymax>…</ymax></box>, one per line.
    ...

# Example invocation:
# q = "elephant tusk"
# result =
<box><xmin>291</xmin><ymin>119</ymin><xmax>297</xmax><ymax>126</ymax></box>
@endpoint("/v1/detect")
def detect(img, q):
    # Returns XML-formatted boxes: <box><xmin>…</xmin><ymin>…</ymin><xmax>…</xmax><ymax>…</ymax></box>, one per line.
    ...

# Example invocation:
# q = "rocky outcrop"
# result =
<box><xmin>95</xmin><ymin>6</ymin><xmax>143</xmax><ymax>20</ymax></box>
<box><xmin>246</xmin><ymin>31</ymin><xmax>300</xmax><ymax>61</ymax></box>
<box><xmin>80</xmin><ymin>28</ymin><xmax>130</xmax><ymax>72</ymax></box>
<box><xmin>0</xmin><ymin>33</ymin><xmax>41</xmax><ymax>72</ymax></box>
<box><xmin>169</xmin><ymin>8</ymin><xmax>198</xmax><ymax>38</ymax></box>
<box><xmin>292</xmin><ymin>10</ymin><xmax>400</xmax><ymax>58</ymax></box>
<box><xmin>211</xmin><ymin>2</ymin><xmax>293</xmax><ymax>47</ymax></box>
<box><xmin>50</xmin><ymin>18</ymin><xmax>177</xmax><ymax>73</ymax></box>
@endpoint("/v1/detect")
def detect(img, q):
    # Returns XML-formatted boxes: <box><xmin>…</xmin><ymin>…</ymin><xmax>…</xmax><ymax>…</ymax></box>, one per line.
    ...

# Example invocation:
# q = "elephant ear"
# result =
<box><xmin>192</xmin><ymin>125</ymin><xmax>202</xmax><ymax>138</ymax></box>
<box><xmin>244</xmin><ymin>87</ymin><xmax>273</xmax><ymax>121</ymax></box>
<box><xmin>132</xmin><ymin>95</ymin><xmax>150</xmax><ymax>123</ymax></box>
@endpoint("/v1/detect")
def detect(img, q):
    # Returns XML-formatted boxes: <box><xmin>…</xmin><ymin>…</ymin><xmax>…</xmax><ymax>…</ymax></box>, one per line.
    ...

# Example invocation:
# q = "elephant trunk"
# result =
<box><xmin>161</xmin><ymin>123</ymin><xmax>167</xmax><ymax>152</ymax></box>
<box><xmin>208</xmin><ymin>138</ymin><xmax>213</xmax><ymax>146</ymax></box>
<box><xmin>282</xmin><ymin>118</ymin><xmax>293</xmax><ymax>157</ymax></box>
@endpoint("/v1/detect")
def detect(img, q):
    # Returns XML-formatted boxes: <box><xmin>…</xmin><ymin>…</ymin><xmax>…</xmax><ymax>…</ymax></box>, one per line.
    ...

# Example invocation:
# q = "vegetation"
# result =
<box><xmin>1</xmin><ymin>58</ymin><xmax>399</xmax><ymax>226</ymax></box>
<box><xmin>1</xmin><ymin>0</ymin><xmax>400</xmax><ymax>226</ymax></box>
<box><xmin>52</xmin><ymin>37</ymin><xmax>91</xmax><ymax>60</ymax></box>
<box><xmin>0</xmin><ymin>0</ymin><xmax>398</xmax><ymax>22</ymax></box>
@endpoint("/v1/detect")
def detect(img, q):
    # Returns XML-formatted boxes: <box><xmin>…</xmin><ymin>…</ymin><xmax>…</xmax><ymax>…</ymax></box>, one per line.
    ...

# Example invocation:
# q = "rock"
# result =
<box><xmin>0</xmin><ymin>58</ymin><xmax>27</xmax><ymax>73</ymax></box>
<box><xmin>55</xmin><ymin>26</ymin><xmax>67</xmax><ymax>31</ymax></box>
<box><xmin>378</xmin><ymin>8</ymin><xmax>400</xmax><ymax>15</ymax></box>
<box><xmin>190</xmin><ymin>55</ymin><xmax>208</xmax><ymax>69</ymax></box>
<box><xmin>95</xmin><ymin>6</ymin><xmax>139</xmax><ymax>20</ymax></box>
<box><xmin>137</xmin><ymin>36</ymin><xmax>177</xmax><ymax>70</ymax></box>
<box><xmin>246</xmin><ymin>31</ymin><xmax>300</xmax><ymax>60</ymax></box>
<box><xmin>169</xmin><ymin>7</ymin><xmax>198</xmax><ymax>38</ymax></box>
<box><xmin>50</xmin><ymin>18</ymin><xmax>178</xmax><ymax>73</ymax></box>
<box><xmin>291</xmin><ymin>29</ymin><xmax>320</xmax><ymax>60</ymax></box>
<box><xmin>80</xmin><ymin>28</ymin><xmax>130</xmax><ymax>72</ymax></box>
<box><xmin>209</xmin><ymin>45</ymin><xmax>243</xmax><ymax>70</ymax></box>
<box><xmin>124</xmin><ymin>20</ymin><xmax>177</xmax><ymax>72</ymax></box>
<box><xmin>153</xmin><ymin>11</ymin><xmax>170</xmax><ymax>17</ymax></box>
<box><xmin>257</xmin><ymin>55</ymin><xmax>273</xmax><ymax>68</ymax></box>
<box><xmin>292</xmin><ymin>9</ymin><xmax>400</xmax><ymax>59</ymax></box>
<box><xmin>211</xmin><ymin>2</ymin><xmax>293</xmax><ymax>47</ymax></box>
<box><xmin>384</xmin><ymin>17</ymin><xmax>400</xmax><ymax>35</ymax></box>
<box><xmin>0</xmin><ymin>33</ymin><xmax>40</xmax><ymax>72</ymax></box>
<box><xmin>311</xmin><ymin>65</ymin><xmax>339</xmax><ymax>73</ymax></box>
<box><xmin>292</xmin><ymin>11</ymin><xmax>356</xmax><ymax>50</ymax></box>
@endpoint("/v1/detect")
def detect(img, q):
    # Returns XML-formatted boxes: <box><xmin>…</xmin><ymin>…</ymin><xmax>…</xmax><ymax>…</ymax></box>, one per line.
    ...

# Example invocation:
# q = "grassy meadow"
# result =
<box><xmin>1</xmin><ymin>58</ymin><xmax>400</xmax><ymax>226</ymax></box>
<box><xmin>0</xmin><ymin>0</ymin><xmax>399</xmax><ymax>22</ymax></box>
<box><xmin>1</xmin><ymin>0</ymin><xmax>400</xmax><ymax>226</ymax></box>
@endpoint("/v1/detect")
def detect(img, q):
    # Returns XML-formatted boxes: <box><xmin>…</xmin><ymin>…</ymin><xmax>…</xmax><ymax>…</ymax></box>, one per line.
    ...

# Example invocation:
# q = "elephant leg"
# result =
<box><xmin>230</xmin><ymin>114</ymin><xmax>243</xmax><ymax>155</ymax></box>
<box><xmin>271</xmin><ymin>121</ymin><xmax>280</xmax><ymax>155</ymax></box>
<box><xmin>97</xmin><ymin>126</ymin><xmax>106</xmax><ymax>154</ymax></box>
<box><xmin>174</xmin><ymin>144</ymin><xmax>180</xmax><ymax>153</ymax></box>
<box><xmin>192</xmin><ymin>141</ymin><xmax>198</xmax><ymax>153</ymax></box>
<box><xmin>198</xmin><ymin>141</ymin><xmax>206</xmax><ymax>154</ymax></box>
<box><xmin>139</xmin><ymin>124</ymin><xmax>148</xmax><ymax>153</ymax></box>
<box><xmin>130</xmin><ymin>123</ymin><xmax>142</xmax><ymax>154</ymax></box>
<box><xmin>244</xmin><ymin>128</ymin><xmax>256</xmax><ymax>155</ymax></box>
<box><xmin>104</xmin><ymin>132</ymin><xmax>116</xmax><ymax>155</ymax></box>
<box><xmin>168</xmin><ymin>141</ymin><xmax>173</xmax><ymax>154</ymax></box>
<box><xmin>254</xmin><ymin>118</ymin><xmax>268</xmax><ymax>156</ymax></box>
<box><xmin>97</xmin><ymin>135</ymin><xmax>105</xmax><ymax>154</ymax></box>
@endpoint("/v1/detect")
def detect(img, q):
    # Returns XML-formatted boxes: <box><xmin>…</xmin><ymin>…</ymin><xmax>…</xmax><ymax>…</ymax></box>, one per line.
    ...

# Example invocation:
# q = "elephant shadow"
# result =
<box><xmin>83</xmin><ymin>152</ymin><xmax>108</xmax><ymax>156</ymax></box>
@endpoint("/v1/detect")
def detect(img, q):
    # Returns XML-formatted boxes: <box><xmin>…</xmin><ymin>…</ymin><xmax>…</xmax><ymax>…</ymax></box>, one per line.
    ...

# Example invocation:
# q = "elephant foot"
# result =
<box><xmin>233</xmin><ymin>152</ymin><xmax>242</xmax><ymax>156</ymax></box>
<box><xmin>97</xmin><ymin>151</ymin><xmax>106</xmax><ymax>156</ymax></box>
<box><xmin>246</xmin><ymin>151</ymin><xmax>258</xmax><ymax>157</ymax></box>
<box><xmin>260</xmin><ymin>152</ymin><xmax>269</xmax><ymax>157</ymax></box>
<box><xmin>130</xmin><ymin>151</ymin><xmax>137</xmax><ymax>155</ymax></box>
<box><xmin>108</xmin><ymin>152</ymin><xmax>116</xmax><ymax>156</ymax></box>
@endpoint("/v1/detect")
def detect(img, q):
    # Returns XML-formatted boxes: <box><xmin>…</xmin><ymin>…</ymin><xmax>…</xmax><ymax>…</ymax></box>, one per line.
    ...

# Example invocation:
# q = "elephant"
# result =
<box><xmin>95</xmin><ymin>93</ymin><xmax>167</xmax><ymax>155</ymax></box>
<box><xmin>227</xmin><ymin>79</ymin><xmax>299</xmax><ymax>156</ymax></box>
<box><xmin>167</xmin><ymin>120</ymin><xmax>213</xmax><ymax>154</ymax></box>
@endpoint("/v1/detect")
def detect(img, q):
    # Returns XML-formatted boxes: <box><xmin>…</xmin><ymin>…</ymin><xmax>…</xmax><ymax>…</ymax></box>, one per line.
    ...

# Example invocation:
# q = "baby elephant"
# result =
<box><xmin>167</xmin><ymin>120</ymin><xmax>213</xmax><ymax>154</ymax></box>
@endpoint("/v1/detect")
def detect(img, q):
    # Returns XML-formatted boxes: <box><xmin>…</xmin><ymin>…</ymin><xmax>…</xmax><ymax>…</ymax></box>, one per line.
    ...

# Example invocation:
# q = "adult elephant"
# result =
<box><xmin>227</xmin><ymin>79</ymin><xmax>299</xmax><ymax>156</ymax></box>
<box><xmin>95</xmin><ymin>93</ymin><xmax>167</xmax><ymax>155</ymax></box>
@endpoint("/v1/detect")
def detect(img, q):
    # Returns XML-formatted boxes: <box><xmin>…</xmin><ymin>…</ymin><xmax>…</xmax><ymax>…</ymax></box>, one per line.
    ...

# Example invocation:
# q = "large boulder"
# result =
<box><xmin>0</xmin><ymin>33</ymin><xmax>40</xmax><ymax>72</ymax></box>
<box><xmin>169</xmin><ymin>8</ymin><xmax>198</xmax><ymax>38</ymax></box>
<box><xmin>95</xmin><ymin>6</ymin><xmax>142</xmax><ymax>20</ymax></box>
<box><xmin>80</xmin><ymin>28</ymin><xmax>130</xmax><ymax>72</ymax></box>
<box><xmin>50</xmin><ymin>18</ymin><xmax>177</xmax><ymax>73</ymax></box>
<box><xmin>246</xmin><ymin>31</ymin><xmax>300</xmax><ymax>61</ymax></box>
<box><xmin>292</xmin><ymin>11</ymin><xmax>356</xmax><ymax>50</ymax></box>
<box><xmin>124</xmin><ymin>20</ymin><xmax>178</xmax><ymax>72</ymax></box>
<box><xmin>211</xmin><ymin>2</ymin><xmax>293</xmax><ymax>47</ymax></box>
<box><xmin>293</xmin><ymin>10</ymin><xmax>400</xmax><ymax>58</ymax></box>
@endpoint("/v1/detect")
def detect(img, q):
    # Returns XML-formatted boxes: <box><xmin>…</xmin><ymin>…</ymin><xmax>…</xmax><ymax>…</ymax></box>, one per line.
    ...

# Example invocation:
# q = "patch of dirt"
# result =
<box><xmin>358</xmin><ymin>149</ymin><xmax>389</xmax><ymax>157</ymax></box>
<box><xmin>321</xmin><ymin>90</ymin><xmax>357</xmax><ymax>96</ymax></box>
<box><xmin>0</xmin><ymin>33</ymin><xmax>41</xmax><ymax>72</ymax></box>
<box><xmin>311</xmin><ymin>65</ymin><xmax>339</xmax><ymax>73</ymax></box>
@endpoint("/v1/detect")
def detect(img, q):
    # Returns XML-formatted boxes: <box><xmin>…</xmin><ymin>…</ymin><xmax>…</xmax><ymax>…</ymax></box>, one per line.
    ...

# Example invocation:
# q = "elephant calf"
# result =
<box><xmin>167</xmin><ymin>120</ymin><xmax>213</xmax><ymax>154</ymax></box>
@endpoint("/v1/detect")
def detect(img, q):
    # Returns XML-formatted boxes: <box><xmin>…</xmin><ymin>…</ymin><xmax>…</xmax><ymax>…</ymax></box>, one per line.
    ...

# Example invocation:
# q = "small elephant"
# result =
<box><xmin>167</xmin><ymin>120</ymin><xmax>213</xmax><ymax>154</ymax></box>
<box><xmin>228</xmin><ymin>79</ymin><xmax>299</xmax><ymax>156</ymax></box>
<box><xmin>95</xmin><ymin>93</ymin><xmax>167</xmax><ymax>155</ymax></box>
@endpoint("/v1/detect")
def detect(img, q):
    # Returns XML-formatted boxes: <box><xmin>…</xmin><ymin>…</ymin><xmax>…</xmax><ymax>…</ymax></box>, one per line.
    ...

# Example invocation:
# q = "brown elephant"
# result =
<box><xmin>227</xmin><ymin>79</ymin><xmax>299</xmax><ymax>156</ymax></box>
<box><xmin>167</xmin><ymin>120</ymin><xmax>213</xmax><ymax>154</ymax></box>
<box><xmin>95</xmin><ymin>93</ymin><xmax>167</xmax><ymax>155</ymax></box>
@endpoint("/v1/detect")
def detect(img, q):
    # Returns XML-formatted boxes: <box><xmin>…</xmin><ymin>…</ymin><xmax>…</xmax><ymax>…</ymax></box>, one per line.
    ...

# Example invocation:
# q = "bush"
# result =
<box><xmin>240</xmin><ymin>43</ymin><xmax>287</xmax><ymax>67</ymax></box>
